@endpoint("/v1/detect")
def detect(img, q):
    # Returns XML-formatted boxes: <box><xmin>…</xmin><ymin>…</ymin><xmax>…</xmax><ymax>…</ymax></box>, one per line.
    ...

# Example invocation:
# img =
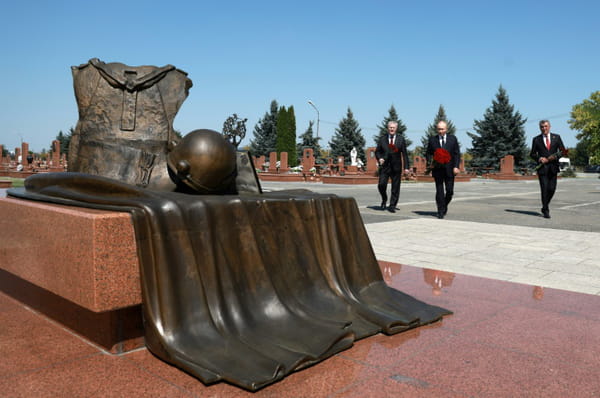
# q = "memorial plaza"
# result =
<box><xmin>1</xmin><ymin>175</ymin><xmax>599</xmax><ymax>396</ymax></box>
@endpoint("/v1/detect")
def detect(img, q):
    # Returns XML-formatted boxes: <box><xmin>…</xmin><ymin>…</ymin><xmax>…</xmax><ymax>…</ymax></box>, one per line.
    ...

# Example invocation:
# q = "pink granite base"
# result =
<box><xmin>2</xmin><ymin>262</ymin><xmax>598</xmax><ymax>395</ymax></box>
<box><xmin>257</xmin><ymin>173</ymin><xmax>306</xmax><ymax>182</ymax></box>
<box><xmin>0</xmin><ymin>197</ymin><xmax>141</xmax><ymax>312</ymax></box>
<box><xmin>488</xmin><ymin>173</ymin><xmax>537</xmax><ymax>180</ymax></box>
<box><xmin>0</xmin><ymin>197</ymin><xmax>144</xmax><ymax>353</ymax></box>
<box><xmin>0</xmin><ymin>268</ymin><xmax>144</xmax><ymax>353</ymax></box>
<box><xmin>321</xmin><ymin>175</ymin><xmax>379</xmax><ymax>184</ymax></box>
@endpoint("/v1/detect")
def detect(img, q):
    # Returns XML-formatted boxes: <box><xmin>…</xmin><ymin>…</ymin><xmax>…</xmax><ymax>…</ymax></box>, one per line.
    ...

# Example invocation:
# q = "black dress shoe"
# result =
<box><xmin>388</xmin><ymin>207</ymin><xmax>396</xmax><ymax>213</ymax></box>
<box><xmin>437</xmin><ymin>212</ymin><xmax>444</xmax><ymax>219</ymax></box>
<box><xmin>380</xmin><ymin>201</ymin><xmax>386</xmax><ymax>210</ymax></box>
<box><xmin>543</xmin><ymin>211</ymin><xmax>550</xmax><ymax>219</ymax></box>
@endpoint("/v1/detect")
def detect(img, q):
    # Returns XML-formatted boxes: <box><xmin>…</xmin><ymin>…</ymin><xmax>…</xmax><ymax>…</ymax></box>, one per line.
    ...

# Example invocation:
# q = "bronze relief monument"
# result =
<box><xmin>8</xmin><ymin>59</ymin><xmax>451</xmax><ymax>391</ymax></box>
<box><xmin>69</xmin><ymin>58</ymin><xmax>192</xmax><ymax>189</ymax></box>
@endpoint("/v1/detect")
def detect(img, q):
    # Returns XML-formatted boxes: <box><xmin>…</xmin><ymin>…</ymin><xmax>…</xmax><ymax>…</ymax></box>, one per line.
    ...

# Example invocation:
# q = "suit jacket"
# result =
<box><xmin>530</xmin><ymin>133</ymin><xmax>565</xmax><ymax>175</ymax></box>
<box><xmin>426</xmin><ymin>134</ymin><xmax>460</xmax><ymax>178</ymax></box>
<box><xmin>375</xmin><ymin>134</ymin><xmax>409</xmax><ymax>173</ymax></box>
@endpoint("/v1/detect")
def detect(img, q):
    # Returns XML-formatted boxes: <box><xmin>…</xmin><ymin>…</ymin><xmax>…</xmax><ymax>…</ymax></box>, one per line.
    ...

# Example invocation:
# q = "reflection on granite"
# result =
<box><xmin>1</xmin><ymin>262</ymin><xmax>599</xmax><ymax>396</ymax></box>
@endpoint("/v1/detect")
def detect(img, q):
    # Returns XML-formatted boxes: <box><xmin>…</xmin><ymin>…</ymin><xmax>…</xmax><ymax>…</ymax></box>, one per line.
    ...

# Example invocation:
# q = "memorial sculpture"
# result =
<box><xmin>8</xmin><ymin>59</ymin><xmax>451</xmax><ymax>391</ymax></box>
<box><xmin>350</xmin><ymin>146</ymin><xmax>358</xmax><ymax>166</ymax></box>
<box><xmin>68</xmin><ymin>58</ymin><xmax>192</xmax><ymax>190</ymax></box>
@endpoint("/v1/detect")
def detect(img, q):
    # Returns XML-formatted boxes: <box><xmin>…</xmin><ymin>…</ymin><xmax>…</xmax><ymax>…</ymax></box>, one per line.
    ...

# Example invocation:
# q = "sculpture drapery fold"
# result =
<box><xmin>11</xmin><ymin>173</ymin><xmax>450</xmax><ymax>391</ymax></box>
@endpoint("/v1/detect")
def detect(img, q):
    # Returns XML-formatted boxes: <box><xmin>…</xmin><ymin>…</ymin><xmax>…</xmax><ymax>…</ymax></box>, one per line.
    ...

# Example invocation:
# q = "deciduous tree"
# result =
<box><xmin>569</xmin><ymin>91</ymin><xmax>600</xmax><ymax>164</ymax></box>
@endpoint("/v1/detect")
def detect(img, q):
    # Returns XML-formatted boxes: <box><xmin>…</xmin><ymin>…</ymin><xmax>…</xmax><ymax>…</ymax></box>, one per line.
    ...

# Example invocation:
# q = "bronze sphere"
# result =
<box><xmin>167</xmin><ymin>129</ymin><xmax>237</xmax><ymax>194</ymax></box>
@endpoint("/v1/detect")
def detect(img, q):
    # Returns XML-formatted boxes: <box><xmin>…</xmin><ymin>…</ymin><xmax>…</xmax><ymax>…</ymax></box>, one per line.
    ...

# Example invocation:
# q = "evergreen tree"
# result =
<box><xmin>54</xmin><ymin>128</ymin><xmax>72</xmax><ymax>157</ymax></box>
<box><xmin>467</xmin><ymin>86</ymin><xmax>528</xmax><ymax>169</ymax></box>
<box><xmin>330</xmin><ymin>107</ymin><xmax>366</xmax><ymax>163</ymax></box>
<box><xmin>276</xmin><ymin>106</ymin><xmax>288</xmax><ymax>155</ymax></box>
<box><xmin>374</xmin><ymin>105</ymin><xmax>411</xmax><ymax>147</ymax></box>
<box><xmin>249</xmin><ymin>100</ymin><xmax>278</xmax><ymax>157</ymax></box>
<box><xmin>297</xmin><ymin>120</ymin><xmax>322</xmax><ymax>160</ymax></box>
<box><xmin>287</xmin><ymin>106</ymin><xmax>297</xmax><ymax>166</ymax></box>
<box><xmin>421</xmin><ymin>105</ymin><xmax>457</xmax><ymax>149</ymax></box>
<box><xmin>275</xmin><ymin>105</ymin><xmax>298</xmax><ymax>165</ymax></box>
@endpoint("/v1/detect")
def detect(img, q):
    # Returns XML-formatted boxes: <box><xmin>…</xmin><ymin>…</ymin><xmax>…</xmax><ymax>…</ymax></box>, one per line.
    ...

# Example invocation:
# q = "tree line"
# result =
<box><xmin>247</xmin><ymin>87</ymin><xmax>600</xmax><ymax>170</ymax></box>
<box><xmin>4</xmin><ymin>87</ymin><xmax>598</xmax><ymax>170</ymax></box>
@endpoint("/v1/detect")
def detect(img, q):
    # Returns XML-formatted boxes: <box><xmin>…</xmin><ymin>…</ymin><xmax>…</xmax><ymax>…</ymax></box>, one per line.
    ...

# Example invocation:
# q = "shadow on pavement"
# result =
<box><xmin>504</xmin><ymin>209</ymin><xmax>541</xmax><ymax>217</ymax></box>
<box><xmin>413</xmin><ymin>210</ymin><xmax>438</xmax><ymax>218</ymax></box>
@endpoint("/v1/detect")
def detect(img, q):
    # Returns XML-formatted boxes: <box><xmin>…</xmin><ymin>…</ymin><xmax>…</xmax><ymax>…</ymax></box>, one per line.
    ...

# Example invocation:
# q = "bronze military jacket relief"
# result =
<box><xmin>68</xmin><ymin>58</ymin><xmax>192</xmax><ymax>189</ymax></box>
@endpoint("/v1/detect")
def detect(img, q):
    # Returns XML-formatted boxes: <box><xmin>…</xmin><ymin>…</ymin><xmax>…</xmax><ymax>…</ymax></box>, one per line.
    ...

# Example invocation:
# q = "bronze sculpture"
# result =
<box><xmin>167</xmin><ymin>129</ymin><xmax>237</xmax><ymax>194</ymax></box>
<box><xmin>69</xmin><ymin>58</ymin><xmax>192</xmax><ymax>190</ymax></box>
<box><xmin>8</xmin><ymin>59</ymin><xmax>451</xmax><ymax>391</ymax></box>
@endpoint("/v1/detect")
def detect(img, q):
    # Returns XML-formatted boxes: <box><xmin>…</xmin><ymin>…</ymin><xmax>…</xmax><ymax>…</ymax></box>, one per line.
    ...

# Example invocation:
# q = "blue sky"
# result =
<box><xmin>1</xmin><ymin>0</ymin><xmax>598</xmax><ymax>154</ymax></box>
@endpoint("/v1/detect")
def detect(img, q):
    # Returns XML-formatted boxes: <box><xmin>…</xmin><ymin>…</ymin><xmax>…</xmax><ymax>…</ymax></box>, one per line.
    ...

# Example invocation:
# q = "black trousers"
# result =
<box><xmin>434</xmin><ymin>174</ymin><xmax>455</xmax><ymax>213</ymax></box>
<box><xmin>537</xmin><ymin>172</ymin><xmax>558</xmax><ymax>211</ymax></box>
<box><xmin>378</xmin><ymin>169</ymin><xmax>401</xmax><ymax>207</ymax></box>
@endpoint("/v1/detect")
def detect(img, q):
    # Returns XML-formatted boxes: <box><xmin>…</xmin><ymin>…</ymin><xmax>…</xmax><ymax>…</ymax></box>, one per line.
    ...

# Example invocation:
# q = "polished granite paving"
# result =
<box><xmin>2</xmin><ymin>261</ymin><xmax>600</xmax><ymax>397</ymax></box>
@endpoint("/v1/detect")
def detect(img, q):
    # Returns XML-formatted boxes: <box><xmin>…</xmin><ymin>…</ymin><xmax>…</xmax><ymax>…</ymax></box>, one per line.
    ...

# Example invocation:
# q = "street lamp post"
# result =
<box><xmin>307</xmin><ymin>100</ymin><xmax>320</xmax><ymax>139</ymax></box>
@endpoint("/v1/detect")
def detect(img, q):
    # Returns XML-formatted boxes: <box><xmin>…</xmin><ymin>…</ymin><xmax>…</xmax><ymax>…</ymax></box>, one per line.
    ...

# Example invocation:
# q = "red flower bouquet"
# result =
<box><xmin>426</xmin><ymin>148</ymin><xmax>451</xmax><ymax>174</ymax></box>
<box><xmin>535</xmin><ymin>147</ymin><xmax>568</xmax><ymax>171</ymax></box>
<box><xmin>388</xmin><ymin>143</ymin><xmax>399</xmax><ymax>153</ymax></box>
<box><xmin>433</xmin><ymin>148</ymin><xmax>451</xmax><ymax>164</ymax></box>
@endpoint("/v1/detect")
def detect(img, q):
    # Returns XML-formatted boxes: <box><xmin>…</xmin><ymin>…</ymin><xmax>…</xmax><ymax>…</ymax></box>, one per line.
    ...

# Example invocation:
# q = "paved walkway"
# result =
<box><xmin>366</xmin><ymin>218</ymin><xmax>600</xmax><ymax>295</ymax></box>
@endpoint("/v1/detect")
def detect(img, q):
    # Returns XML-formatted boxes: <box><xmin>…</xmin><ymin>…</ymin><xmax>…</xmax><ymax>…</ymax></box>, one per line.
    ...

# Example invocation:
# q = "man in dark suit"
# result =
<box><xmin>375</xmin><ymin>121</ymin><xmax>410</xmax><ymax>213</ymax></box>
<box><xmin>530</xmin><ymin>120</ymin><xmax>565</xmax><ymax>219</ymax></box>
<box><xmin>426</xmin><ymin>121</ymin><xmax>461</xmax><ymax>219</ymax></box>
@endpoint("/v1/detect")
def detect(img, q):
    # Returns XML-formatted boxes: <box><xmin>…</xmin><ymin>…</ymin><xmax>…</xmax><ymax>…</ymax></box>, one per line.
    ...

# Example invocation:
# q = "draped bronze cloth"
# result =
<box><xmin>9</xmin><ymin>173</ymin><xmax>451</xmax><ymax>391</ymax></box>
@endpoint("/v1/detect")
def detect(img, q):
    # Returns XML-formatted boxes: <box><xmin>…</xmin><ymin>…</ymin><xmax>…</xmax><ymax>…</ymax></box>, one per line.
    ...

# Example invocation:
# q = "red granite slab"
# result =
<box><xmin>2</xmin><ymin>257</ymin><xmax>600</xmax><ymax>396</ymax></box>
<box><xmin>0</xmin><ymin>354</ymin><xmax>189</xmax><ymax>397</ymax></box>
<box><xmin>0</xmin><ymin>270</ymin><xmax>144</xmax><ymax>354</ymax></box>
<box><xmin>0</xmin><ymin>197</ymin><xmax>140</xmax><ymax>312</ymax></box>
<box><xmin>0</xmin><ymin>298</ymin><xmax>98</xmax><ymax>378</ymax></box>
<box><xmin>376</xmin><ymin>333</ymin><xmax>600</xmax><ymax>397</ymax></box>
<box><xmin>458</xmin><ymin>305</ymin><xmax>600</xmax><ymax>368</ymax></box>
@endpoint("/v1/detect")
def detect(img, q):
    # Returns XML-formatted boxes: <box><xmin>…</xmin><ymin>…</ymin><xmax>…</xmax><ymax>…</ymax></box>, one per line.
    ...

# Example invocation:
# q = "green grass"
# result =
<box><xmin>11</xmin><ymin>178</ymin><xmax>25</xmax><ymax>187</ymax></box>
<box><xmin>0</xmin><ymin>178</ymin><xmax>25</xmax><ymax>187</ymax></box>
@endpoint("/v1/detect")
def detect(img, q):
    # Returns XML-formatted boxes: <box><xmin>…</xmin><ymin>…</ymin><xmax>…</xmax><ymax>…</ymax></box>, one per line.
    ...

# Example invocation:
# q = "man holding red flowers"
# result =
<box><xmin>530</xmin><ymin>120</ymin><xmax>566</xmax><ymax>219</ymax></box>
<box><xmin>375</xmin><ymin>121</ymin><xmax>410</xmax><ymax>213</ymax></box>
<box><xmin>426</xmin><ymin>121</ymin><xmax>461</xmax><ymax>219</ymax></box>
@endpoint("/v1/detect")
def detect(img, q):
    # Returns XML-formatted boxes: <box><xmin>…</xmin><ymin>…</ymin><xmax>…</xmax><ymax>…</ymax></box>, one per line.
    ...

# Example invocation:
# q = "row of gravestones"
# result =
<box><xmin>254</xmin><ymin>148</ymin><xmax>479</xmax><ymax>176</ymax></box>
<box><xmin>0</xmin><ymin>140</ymin><xmax>513</xmax><ymax>177</ymax></box>
<box><xmin>0</xmin><ymin>141</ymin><xmax>66</xmax><ymax>172</ymax></box>
<box><xmin>253</xmin><ymin>148</ymin><xmax>380</xmax><ymax>175</ymax></box>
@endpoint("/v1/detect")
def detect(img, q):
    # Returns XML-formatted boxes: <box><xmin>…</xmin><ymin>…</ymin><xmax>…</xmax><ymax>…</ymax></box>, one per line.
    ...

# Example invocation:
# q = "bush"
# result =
<box><xmin>560</xmin><ymin>167</ymin><xmax>577</xmax><ymax>178</ymax></box>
